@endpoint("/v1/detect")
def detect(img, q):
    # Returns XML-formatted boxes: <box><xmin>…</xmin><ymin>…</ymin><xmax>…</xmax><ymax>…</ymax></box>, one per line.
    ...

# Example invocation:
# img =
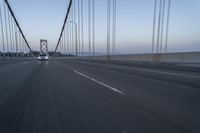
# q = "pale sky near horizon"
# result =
<box><xmin>0</xmin><ymin>0</ymin><xmax>200</xmax><ymax>54</ymax></box>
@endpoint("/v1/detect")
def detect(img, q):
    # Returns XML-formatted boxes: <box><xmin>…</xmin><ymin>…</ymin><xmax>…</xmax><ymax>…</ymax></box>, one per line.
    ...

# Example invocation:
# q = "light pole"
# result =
<box><xmin>70</xmin><ymin>21</ymin><xmax>78</xmax><ymax>57</ymax></box>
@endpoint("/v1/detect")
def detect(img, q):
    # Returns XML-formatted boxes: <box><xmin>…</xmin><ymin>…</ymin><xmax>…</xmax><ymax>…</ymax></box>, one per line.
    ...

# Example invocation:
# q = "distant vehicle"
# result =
<box><xmin>38</xmin><ymin>54</ymin><xmax>48</xmax><ymax>61</ymax></box>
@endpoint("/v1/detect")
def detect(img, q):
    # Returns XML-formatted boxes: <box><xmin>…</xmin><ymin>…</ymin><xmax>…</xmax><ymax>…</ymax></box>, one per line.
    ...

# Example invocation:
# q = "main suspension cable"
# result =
<box><xmin>55</xmin><ymin>0</ymin><xmax>72</xmax><ymax>53</ymax></box>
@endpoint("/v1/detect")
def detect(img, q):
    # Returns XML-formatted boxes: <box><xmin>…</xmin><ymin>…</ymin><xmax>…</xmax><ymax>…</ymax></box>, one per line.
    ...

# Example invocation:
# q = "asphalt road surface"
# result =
<box><xmin>0</xmin><ymin>58</ymin><xmax>200</xmax><ymax>133</ymax></box>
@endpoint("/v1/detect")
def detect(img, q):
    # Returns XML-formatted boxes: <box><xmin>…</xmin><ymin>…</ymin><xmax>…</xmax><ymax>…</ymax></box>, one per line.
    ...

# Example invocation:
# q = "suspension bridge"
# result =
<box><xmin>0</xmin><ymin>0</ymin><xmax>200</xmax><ymax>133</ymax></box>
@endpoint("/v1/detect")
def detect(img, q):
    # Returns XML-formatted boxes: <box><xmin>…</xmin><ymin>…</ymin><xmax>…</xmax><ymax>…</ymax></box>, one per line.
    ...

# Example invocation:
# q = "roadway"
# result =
<box><xmin>0</xmin><ymin>58</ymin><xmax>200</xmax><ymax>133</ymax></box>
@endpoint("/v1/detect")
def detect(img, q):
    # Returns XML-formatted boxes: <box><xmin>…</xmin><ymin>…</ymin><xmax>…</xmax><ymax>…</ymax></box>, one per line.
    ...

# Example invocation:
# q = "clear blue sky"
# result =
<box><xmin>1</xmin><ymin>0</ymin><xmax>200</xmax><ymax>54</ymax></box>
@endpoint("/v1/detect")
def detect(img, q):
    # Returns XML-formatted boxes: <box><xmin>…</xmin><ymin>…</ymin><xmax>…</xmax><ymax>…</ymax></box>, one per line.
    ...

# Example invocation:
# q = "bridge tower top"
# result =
<box><xmin>40</xmin><ymin>39</ymin><xmax>48</xmax><ymax>55</ymax></box>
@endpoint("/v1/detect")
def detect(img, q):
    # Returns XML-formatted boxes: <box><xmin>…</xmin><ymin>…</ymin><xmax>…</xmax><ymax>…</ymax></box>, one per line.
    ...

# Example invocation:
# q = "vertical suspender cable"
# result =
<box><xmin>3</xmin><ymin>1</ymin><xmax>9</xmax><ymax>53</ymax></box>
<box><xmin>62</xmin><ymin>33</ymin><xmax>65</xmax><ymax>55</ymax></box>
<box><xmin>69</xmin><ymin>19</ymin><xmax>72</xmax><ymax>55</ymax></box>
<box><xmin>69</xmin><ymin>12</ymin><xmax>71</xmax><ymax>54</ymax></box>
<box><xmin>60</xmin><ymin>33</ymin><xmax>62</xmax><ymax>54</ymax></box>
<box><xmin>63</xmin><ymin>31</ymin><xmax>65</xmax><ymax>54</ymax></box>
<box><xmin>66</xmin><ymin>23</ymin><xmax>68</xmax><ymax>55</ymax></box>
<box><xmin>88</xmin><ymin>0</ymin><xmax>91</xmax><ymax>56</ymax></box>
<box><xmin>78</xmin><ymin>0</ymin><xmax>81</xmax><ymax>56</ymax></box>
<box><xmin>156</xmin><ymin>0</ymin><xmax>162</xmax><ymax>53</ymax></box>
<box><xmin>63</xmin><ymin>34</ymin><xmax>65</xmax><ymax>54</ymax></box>
<box><xmin>23</xmin><ymin>39</ymin><xmax>26</xmax><ymax>55</ymax></box>
<box><xmin>152</xmin><ymin>0</ymin><xmax>157</xmax><ymax>53</ymax></box>
<box><xmin>66</xmin><ymin>22</ymin><xmax>69</xmax><ymax>55</ymax></box>
<box><xmin>23</xmin><ymin>37</ymin><xmax>25</xmax><ymax>57</ymax></box>
<box><xmin>24</xmin><ymin>39</ymin><xmax>27</xmax><ymax>56</ymax></box>
<box><xmin>21</xmin><ymin>33</ymin><xmax>23</xmax><ymax>54</ymax></box>
<box><xmin>0</xmin><ymin>2</ymin><xmax>5</xmax><ymax>55</ymax></box>
<box><xmin>112</xmin><ymin>0</ymin><xmax>116</xmax><ymax>55</ymax></box>
<box><xmin>60</xmin><ymin>38</ymin><xmax>62</xmax><ymax>54</ymax></box>
<box><xmin>5</xmin><ymin>0</ymin><xmax>32</xmax><ymax>55</ymax></box>
<box><xmin>160</xmin><ymin>0</ymin><xmax>166</xmax><ymax>53</ymax></box>
<box><xmin>20</xmin><ymin>34</ymin><xmax>23</xmax><ymax>56</ymax></box>
<box><xmin>81</xmin><ymin>0</ymin><xmax>84</xmax><ymax>56</ymax></box>
<box><xmin>68</xmin><ymin>23</ymin><xmax>70</xmax><ymax>55</ymax></box>
<box><xmin>165</xmin><ymin>0</ymin><xmax>171</xmax><ymax>53</ymax></box>
<box><xmin>7</xmin><ymin>8</ymin><xmax>12</xmax><ymax>53</ymax></box>
<box><xmin>92</xmin><ymin>0</ymin><xmax>95</xmax><ymax>56</ymax></box>
<box><xmin>63</xmin><ymin>27</ymin><xmax>65</xmax><ymax>54</ymax></box>
<box><xmin>107</xmin><ymin>0</ymin><xmax>111</xmax><ymax>57</ymax></box>
<box><xmin>72</xmin><ymin>1</ymin><xmax>74</xmax><ymax>54</ymax></box>
<box><xmin>14</xmin><ymin>23</ymin><xmax>18</xmax><ymax>56</ymax></box>
<box><xmin>74</xmin><ymin>0</ymin><xmax>77</xmax><ymax>55</ymax></box>
<box><xmin>11</xmin><ymin>17</ymin><xmax>15</xmax><ymax>53</ymax></box>
<box><xmin>9</xmin><ymin>1</ymin><xmax>15</xmax><ymax>54</ymax></box>
<box><xmin>69</xmin><ymin>12</ymin><xmax>71</xmax><ymax>55</ymax></box>
<box><xmin>73</xmin><ymin>0</ymin><xmax>78</xmax><ymax>56</ymax></box>
<box><xmin>64</xmin><ymin>26</ymin><xmax>66</xmax><ymax>55</ymax></box>
<box><xmin>20</xmin><ymin>36</ymin><xmax>22</xmax><ymax>56</ymax></box>
<box><xmin>58</xmin><ymin>40</ymin><xmax>60</xmax><ymax>54</ymax></box>
<box><xmin>61</xmin><ymin>36</ymin><xmax>63</xmax><ymax>54</ymax></box>
<box><xmin>74</xmin><ymin>0</ymin><xmax>79</xmax><ymax>56</ymax></box>
<box><xmin>62</xmin><ymin>36</ymin><xmax>64</xmax><ymax>54</ymax></box>
<box><xmin>18</xmin><ymin>32</ymin><xmax>20</xmax><ymax>55</ymax></box>
<box><xmin>62</xmin><ymin>35</ymin><xmax>65</xmax><ymax>55</ymax></box>
<box><xmin>18</xmin><ymin>30</ymin><xmax>21</xmax><ymax>55</ymax></box>
<box><xmin>63</xmin><ymin>36</ymin><xmax>64</xmax><ymax>54</ymax></box>
<box><xmin>24</xmin><ymin>43</ymin><xmax>27</xmax><ymax>55</ymax></box>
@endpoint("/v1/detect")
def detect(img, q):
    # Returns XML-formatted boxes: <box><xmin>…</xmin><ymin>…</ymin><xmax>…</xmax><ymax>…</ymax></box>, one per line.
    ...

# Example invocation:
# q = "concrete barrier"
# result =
<box><xmin>80</xmin><ymin>52</ymin><xmax>200</xmax><ymax>63</ymax></box>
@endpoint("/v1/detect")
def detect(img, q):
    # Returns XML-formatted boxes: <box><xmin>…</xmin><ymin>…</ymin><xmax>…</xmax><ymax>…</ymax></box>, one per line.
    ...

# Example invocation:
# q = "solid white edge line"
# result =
<box><xmin>73</xmin><ymin>70</ymin><xmax>125</xmax><ymax>95</ymax></box>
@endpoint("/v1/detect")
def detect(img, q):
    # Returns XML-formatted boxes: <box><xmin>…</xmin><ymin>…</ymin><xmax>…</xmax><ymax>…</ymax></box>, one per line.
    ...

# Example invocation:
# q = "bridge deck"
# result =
<box><xmin>0</xmin><ymin>59</ymin><xmax>200</xmax><ymax>133</ymax></box>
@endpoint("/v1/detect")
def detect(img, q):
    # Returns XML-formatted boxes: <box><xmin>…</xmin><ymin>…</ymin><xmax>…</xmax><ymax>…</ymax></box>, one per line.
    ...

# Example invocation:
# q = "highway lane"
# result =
<box><xmin>0</xmin><ymin>59</ymin><xmax>200</xmax><ymax>133</ymax></box>
<box><xmin>0</xmin><ymin>58</ymin><xmax>31</xmax><ymax>66</ymax></box>
<box><xmin>59</xmin><ymin>59</ymin><xmax>200</xmax><ymax>88</ymax></box>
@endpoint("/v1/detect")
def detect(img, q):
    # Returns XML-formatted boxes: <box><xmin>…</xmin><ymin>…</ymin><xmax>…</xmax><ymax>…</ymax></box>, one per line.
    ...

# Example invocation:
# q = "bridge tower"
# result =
<box><xmin>40</xmin><ymin>39</ymin><xmax>48</xmax><ymax>55</ymax></box>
